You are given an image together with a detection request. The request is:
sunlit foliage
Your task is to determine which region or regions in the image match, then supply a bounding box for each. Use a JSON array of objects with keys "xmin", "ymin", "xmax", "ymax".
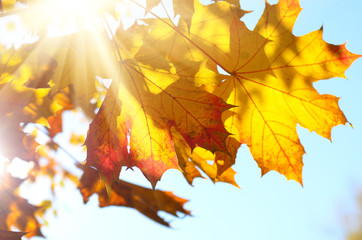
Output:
[{"xmin": 0, "ymin": 0, "xmax": 359, "ymax": 238}]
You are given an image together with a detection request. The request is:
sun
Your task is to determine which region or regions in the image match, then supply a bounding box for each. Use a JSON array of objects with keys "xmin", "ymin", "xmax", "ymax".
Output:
[
  {"xmin": 28, "ymin": 0, "xmax": 103, "ymax": 36},
  {"xmin": 0, "ymin": 0, "xmax": 149, "ymax": 178}
]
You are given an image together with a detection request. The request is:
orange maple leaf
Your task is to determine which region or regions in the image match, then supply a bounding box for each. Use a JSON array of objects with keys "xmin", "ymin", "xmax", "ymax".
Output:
[{"xmin": 79, "ymin": 167, "xmax": 190, "ymax": 226}]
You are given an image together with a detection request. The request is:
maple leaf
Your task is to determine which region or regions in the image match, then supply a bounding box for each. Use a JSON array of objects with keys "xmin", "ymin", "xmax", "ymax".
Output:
[
  {"xmin": 85, "ymin": 83, "xmax": 128, "ymax": 186},
  {"xmin": 0, "ymin": 0, "xmax": 360, "ymax": 237},
  {"xmin": 172, "ymin": 128, "xmax": 238, "ymax": 186},
  {"xmin": 220, "ymin": 0, "xmax": 359, "ymax": 183},
  {"xmin": 79, "ymin": 167, "xmax": 190, "ymax": 226},
  {"xmin": 174, "ymin": 0, "xmax": 359, "ymax": 183}
]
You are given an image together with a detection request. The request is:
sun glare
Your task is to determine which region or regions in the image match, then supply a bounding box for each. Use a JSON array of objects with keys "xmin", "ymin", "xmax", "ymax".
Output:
[
  {"xmin": 38, "ymin": 0, "xmax": 103, "ymax": 37},
  {"xmin": 0, "ymin": 0, "xmax": 149, "ymax": 177}
]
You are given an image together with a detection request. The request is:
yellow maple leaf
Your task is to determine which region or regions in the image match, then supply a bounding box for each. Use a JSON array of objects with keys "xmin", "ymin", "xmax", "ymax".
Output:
[{"xmin": 189, "ymin": 0, "xmax": 359, "ymax": 183}]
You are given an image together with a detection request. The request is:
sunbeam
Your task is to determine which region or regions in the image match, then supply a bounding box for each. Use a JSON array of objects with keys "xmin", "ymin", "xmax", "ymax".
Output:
[{"xmin": 0, "ymin": 153, "xmax": 9, "ymax": 175}]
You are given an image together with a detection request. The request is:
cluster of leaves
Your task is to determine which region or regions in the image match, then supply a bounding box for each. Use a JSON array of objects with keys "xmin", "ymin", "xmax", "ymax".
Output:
[{"xmin": 0, "ymin": 0, "xmax": 359, "ymax": 238}]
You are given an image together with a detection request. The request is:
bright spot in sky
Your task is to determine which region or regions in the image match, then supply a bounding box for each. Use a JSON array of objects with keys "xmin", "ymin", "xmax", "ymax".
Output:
[
  {"xmin": 7, "ymin": 158, "xmax": 34, "ymax": 179},
  {"xmin": 45, "ymin": 0, "xmax": 103, "ymax": 36},
  {"xmin": 41, "ymin": 0, "xmax": 148, "ymax": 36},
  {"xmin": 0, "ymin": 152, "xmax": 33, "ymax": 178}
]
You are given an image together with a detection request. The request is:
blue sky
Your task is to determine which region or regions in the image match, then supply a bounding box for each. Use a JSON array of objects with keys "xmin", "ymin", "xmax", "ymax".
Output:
[{"xmin": 6, "ymin": 0, "xmax": 362, "ymax": 239}]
